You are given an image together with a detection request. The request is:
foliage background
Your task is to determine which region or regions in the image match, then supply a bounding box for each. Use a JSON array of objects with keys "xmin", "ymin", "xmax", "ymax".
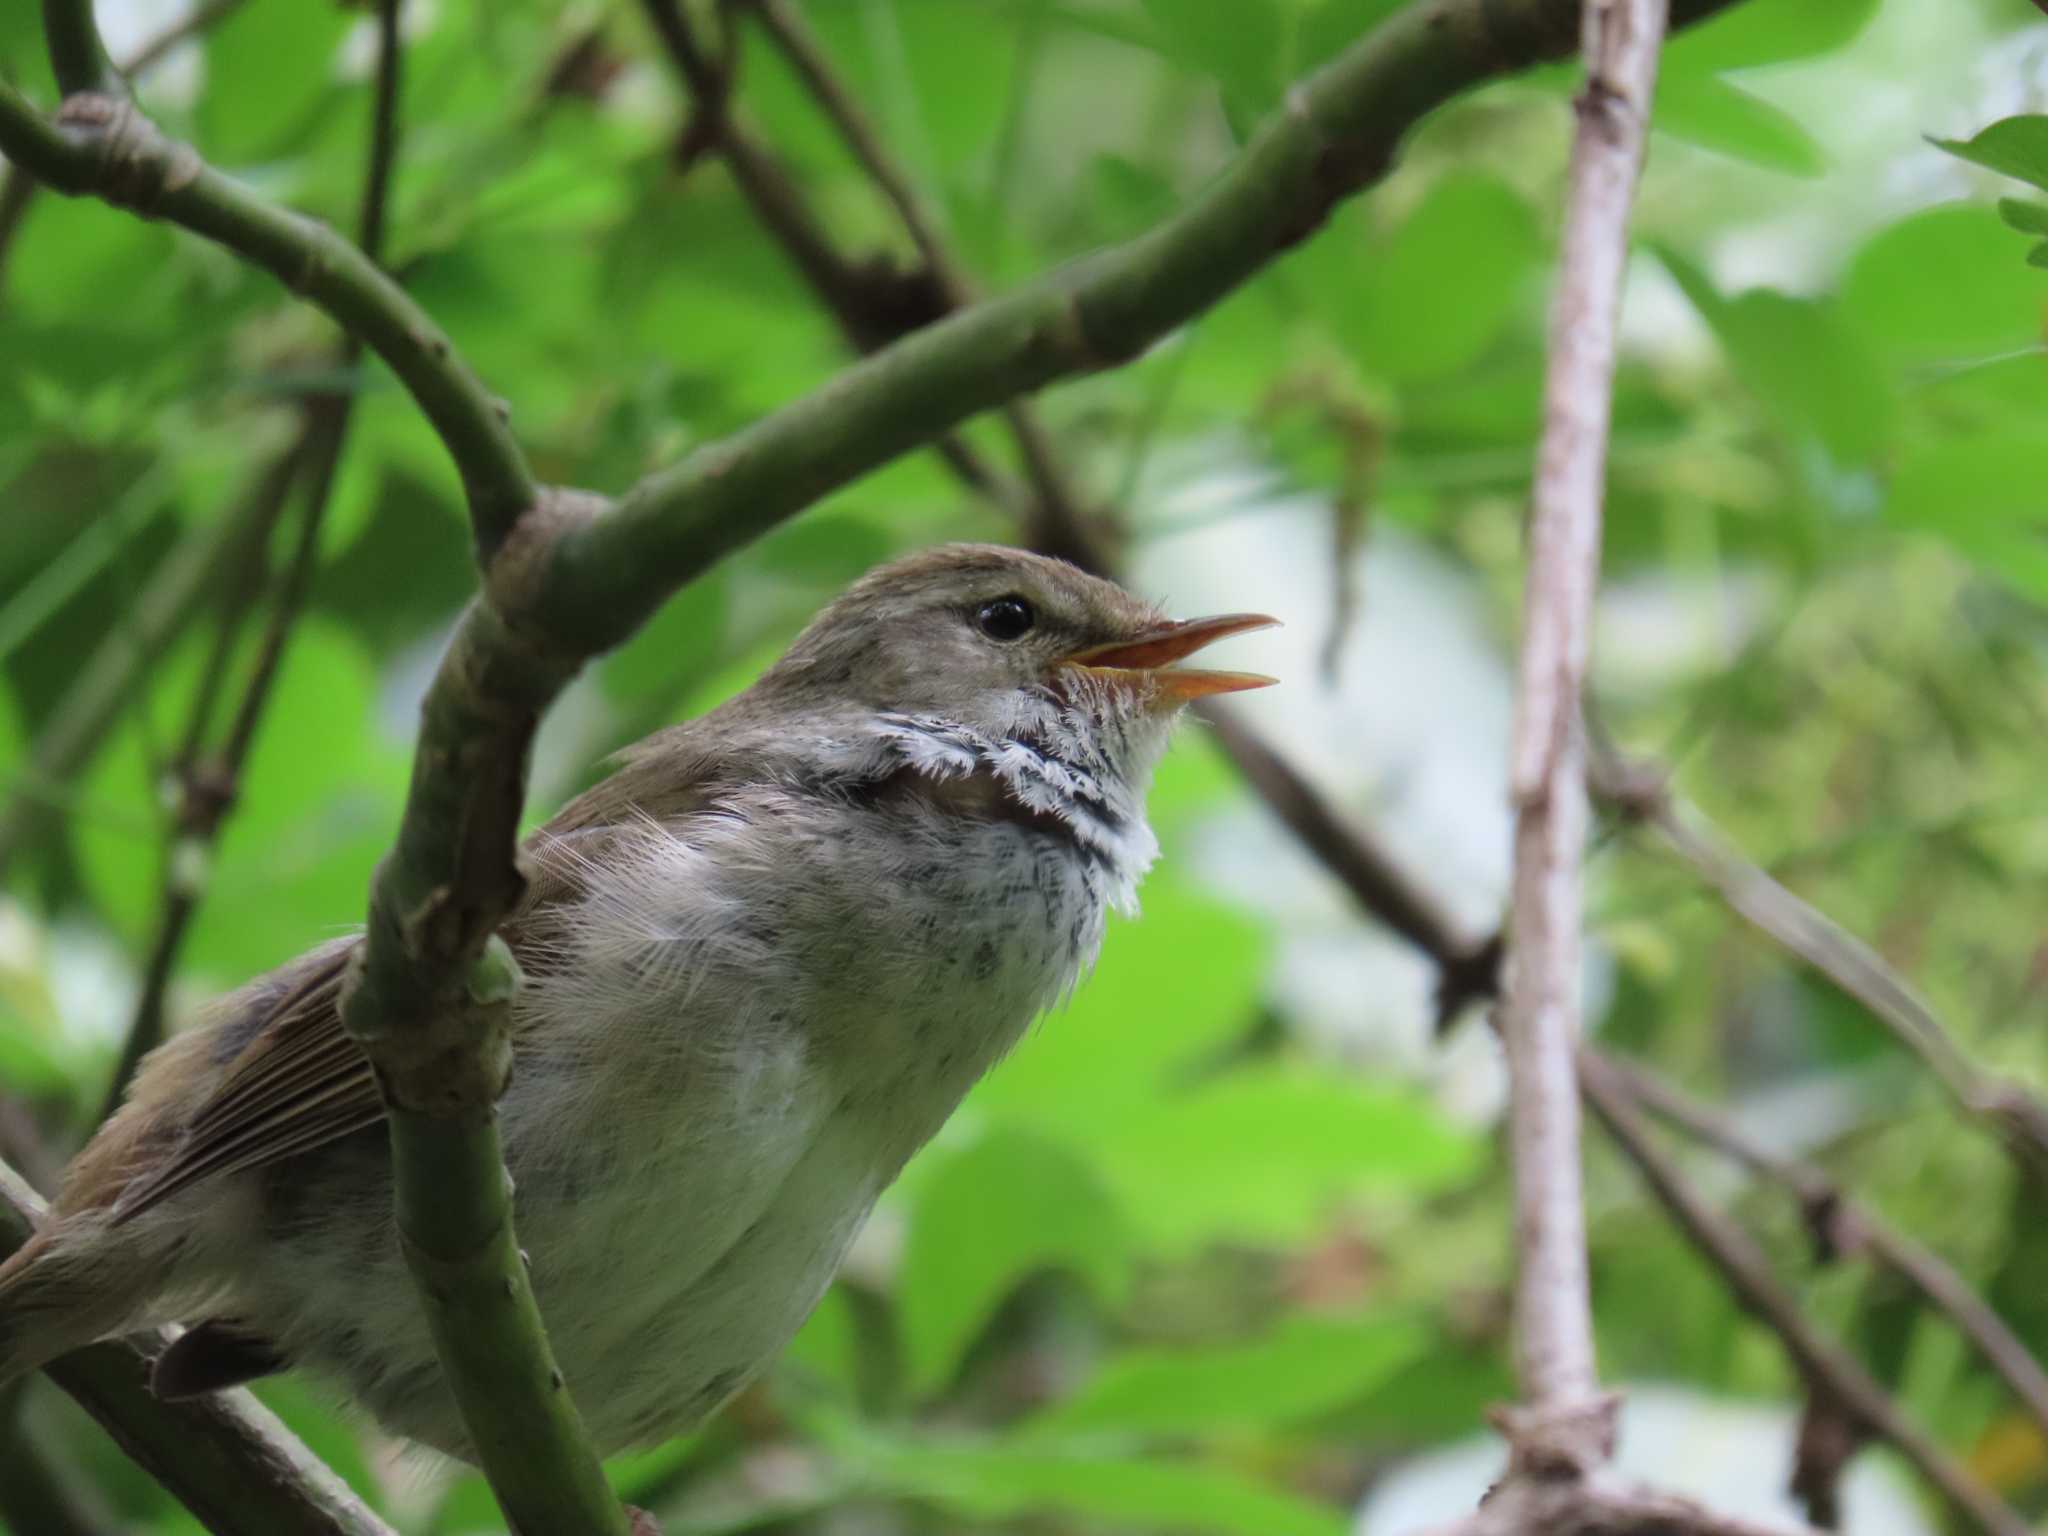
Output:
[{"xmin": 5, "ymin": 0, "xmax": 2048, "ymax": 1530}]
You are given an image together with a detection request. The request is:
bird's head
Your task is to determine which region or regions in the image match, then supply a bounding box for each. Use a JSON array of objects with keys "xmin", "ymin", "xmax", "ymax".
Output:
[{"xmin": 758, "ymin": 544, "xmax": 1276, "ymax": 772}]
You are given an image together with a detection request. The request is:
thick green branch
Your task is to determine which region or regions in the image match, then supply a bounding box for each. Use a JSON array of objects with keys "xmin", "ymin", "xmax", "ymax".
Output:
[
  {"xmin": 548, "ymin": 0, "xmax": 1734, "ymax": 652},
  {"xmin": 41, "ymin": 0, "xmax": 119, "ymax": 96},
  {"xmin": 0, "ymin": 1166, "xmax": 396, "ymax": 1536},
  {"xmin": 0, "ymin": 81, "xmax": 535, "ymax": 553}
]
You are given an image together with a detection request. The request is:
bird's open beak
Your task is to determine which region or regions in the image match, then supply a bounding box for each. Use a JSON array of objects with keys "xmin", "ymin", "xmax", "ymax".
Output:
[{"xmin": 1061, "ymin": 613, "xmax": 1280, "ymax": 702}]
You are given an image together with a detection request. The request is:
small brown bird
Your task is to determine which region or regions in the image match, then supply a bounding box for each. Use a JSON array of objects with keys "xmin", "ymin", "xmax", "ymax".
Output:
[{"xmin": 0, "ymin": 544, "xmax": 1275, "ymax": 1459}]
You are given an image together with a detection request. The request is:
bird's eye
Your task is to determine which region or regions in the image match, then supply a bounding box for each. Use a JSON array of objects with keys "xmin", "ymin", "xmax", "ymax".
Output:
[{"xmin": 976, "ymin": 596, "xmax": 1036, "ymax": 642}]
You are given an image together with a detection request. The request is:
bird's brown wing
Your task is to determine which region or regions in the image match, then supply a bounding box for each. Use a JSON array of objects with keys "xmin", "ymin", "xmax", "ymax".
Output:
[{"xmin": 106, "ymin": 823, "xmax": 623, "ymax": 1226}]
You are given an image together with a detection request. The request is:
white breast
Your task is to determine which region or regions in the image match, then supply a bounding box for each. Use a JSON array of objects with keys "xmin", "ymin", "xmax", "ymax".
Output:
[{"xmin": 491, "ymin": 792, "xmax": 1122, "ymax": 1451}]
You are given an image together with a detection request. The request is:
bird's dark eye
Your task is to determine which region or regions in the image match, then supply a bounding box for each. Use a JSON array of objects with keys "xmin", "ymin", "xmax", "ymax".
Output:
[{"xmin": 976, "ymin": 596, "xmax": 1036, "ymax": 642}]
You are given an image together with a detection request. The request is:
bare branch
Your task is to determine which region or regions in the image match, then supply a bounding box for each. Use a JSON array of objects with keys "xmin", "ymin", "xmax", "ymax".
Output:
[
  {"xmin": 0, "ymin": 460, "xmax": 299, "ymax": 883},
  {"xmin": 1501, "ymin": 0, "xmax": 1666, "ymax": 1441},
  {"xmin": 1200, "ymin": 709, "xmax": 1502, "ymax": 1027},
  {"xmin": 0, "ymin": 1162, "xmax": 397, "ymax": 1536},
  {"xmin": 99, "ymin": 0, "xmax": 409, "ymax": 1123},
  {"xmin": 1414, "ymin": 1472, "xmax": 1819, "ymax": 1536},
  {"xmin": 1578, "ymin": 1052, "xmax": 2029, "ymax": 1536},
  {"xmin": 0, "ymin": 85, "xmax": 536, "ymax": 552},
  {"xmin": 1591, "ymin": 743, "xmax": 2048, "ymax": 1187},
  {"xmin": 41, "ymin": 0, "xmax": 120, "ymax": 96},
  {"xmin": 1595, "ymin": 1050, "xmax": 2048, "ymax": 1456}
]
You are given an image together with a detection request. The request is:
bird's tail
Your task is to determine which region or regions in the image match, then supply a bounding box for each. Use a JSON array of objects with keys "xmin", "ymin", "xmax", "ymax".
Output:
[{"xmin": 0, "ymin": 1219, "xmax": 153, "ymax": 1385}]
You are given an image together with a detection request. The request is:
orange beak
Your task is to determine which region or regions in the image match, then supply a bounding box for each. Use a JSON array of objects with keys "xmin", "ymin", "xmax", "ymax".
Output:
[{"xmin": 1061, "ymin": 613, "xmax": 1280, "ymax": 702}]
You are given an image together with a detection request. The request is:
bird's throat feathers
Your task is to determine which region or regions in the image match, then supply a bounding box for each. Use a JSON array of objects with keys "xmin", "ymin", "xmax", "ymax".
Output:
[{"xmin": 868, "ymin": 684, "xmax": 1171, "ymax": 909}]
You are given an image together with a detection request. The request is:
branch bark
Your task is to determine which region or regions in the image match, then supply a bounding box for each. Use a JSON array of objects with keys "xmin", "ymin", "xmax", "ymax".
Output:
[
  {"xmin": 1578, "ymin": 1053, "xmax": 2028, "ymax": 1536},
  {"xmin": 0, "ymin": 1162, "xmax": 396, "ymax": 1536},
  {"xmin": 0, "ymin": 460, "xmax": 298, "ymax": 883},
  {"xmin": 0, "ymin": 84, "xmax": 535, "ymax": 553},
  {"xmin": 0, "ymin": 1, "xmax": 1744, "ymax": 1529},
  {"xmin": 1591, "ymin": 744, "xmax": 2048, "ymax": 1187},
  {"xmin": 99, "ymin": 0, "xmax": 408, "ymax": 1124},
  {"xmin": 1497, "ymin": 0, "xmax": 1665, "ymax": 1464},
  {"xmin": 1593, "ymin": 1049, "xmax": 2048, "ymax": 1458}
]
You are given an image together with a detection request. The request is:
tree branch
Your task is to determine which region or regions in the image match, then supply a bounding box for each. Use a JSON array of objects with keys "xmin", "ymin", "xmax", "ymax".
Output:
[
  {"xmin": 1592, "ymin": 1049, "xmax": 2048, "ymax": 1457},
  {"xmin": 0, "ymin": 460, "xmax": 298, "ymax": 883},
  {"xmin": 0, "ymin": 82, "xmax": 535, "ymax": 553},
  {"xmin": 553, "ymin": 0, "xmax": 1743, "ymax": 657},
  {"xmin": 1590, "ymin": 744, "xmax": 2048, "ymax": 1187},
  {"xmin": 3, "ymin": 3, "xmax": 1744, "ymax": 1529},
  {"xmin": 0, "ymin": 1162, "xmax": 397, "ymax": 1536},
  {"xmin": 98, "ymin": 0, "xmax": 408, "ymax": 1124},
  {"xmin": 1578, "ymin": 1052, "xmax": 2028, "ymax": 1536},
  {"xmin": 0, "ymin": 0, "xmax": 251, "ymax": 284},
  {"xmin": 1200, "ymin": 710, "xmax": 1503, "ymax": 1026},
  {"xmin": 40, "ymin": 0, "xmax": 119, "ymax": 97},
  {"xmin": 1497, "ymin": 0, "xmax": 1664, "ymax": 1457}
]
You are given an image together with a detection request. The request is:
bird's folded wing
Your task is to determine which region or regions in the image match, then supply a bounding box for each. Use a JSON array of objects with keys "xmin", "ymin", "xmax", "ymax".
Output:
[{"xmin": 107, "ymin": 824, "xmax": 622, "ymax": 1225}]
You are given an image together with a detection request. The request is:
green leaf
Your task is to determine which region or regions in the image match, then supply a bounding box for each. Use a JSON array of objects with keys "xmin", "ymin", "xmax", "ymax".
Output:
[
  {"xmin": 1839, "ymin": 205, "xmax": 2048, "ymax": 366},
  {"xmin": 197, "ymin": 0, "xmax": 352, "ymax": 165},
  {"xmin": 1885, "ymin": 432, "xmax": 2048, "ymax": 600},
  {"xmin": 1091, "ymin": 1066, "xmax": 1482, "ymax": 1250},
  {"xmin": 1931, "ymin": 116, "xmax": 2048, "ymax": 194},
  {"xmin": 1023, "ymin": 1311, "xmax": 1428, "ymax": 1438},
  {"xmin": 782, "ymin": 1285, "xmax": 863, "ymax": 1400},
  {"xmin": 1663, "ymin": 0, "xmax": 1878, "ymax": 77},
  {"xmin": 1655, "ymin": 75, "xmax": 1825, "ymax": 177},
  {"xmin": 599, "ymin": 576, "xmax": 729, "ymax": 704},
  {"xmin": 75, "ymin": 622, "xmax": 410, "ymax": 982},
  {"xmin": 1296, "ymin": 0, "xmax": 1409, "ymax": 75},
  {"xmin": 968, "ymin": 871, "xmax": 1265, "ymax": 1137},
  {"xmin": 1657, "ymin": 249, "xmax": 1894, "ymax": 465},
  {"xmin": 1142, "ymin": 0, "xmax": 1287, "ymax": 123},
  {"xmin": 1349, "ymin": 172, "xmax": 1541, "ymax": 382},
  {"xmin": 1999, "ymin": 198, "xmax": 2048, "ymax": 236},
  {"xmin": 897, "ymin": 1127, "xmax": 1133, "ymax": 1395},
  {"xmin": 853, "ymin": 1434, "xmax": 1348, "ymax": 1536}
]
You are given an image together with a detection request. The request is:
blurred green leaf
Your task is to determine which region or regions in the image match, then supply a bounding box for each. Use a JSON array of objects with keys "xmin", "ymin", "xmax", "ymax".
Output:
[
  {"xmin": 75, "ymin": 622, "xmax": 409, "ymax": 981},
  {"xmin": 1885, "ymin": 431, "xmax": 2048, "ymax": 599},
  {"xmin": 1655, "ymin": 76, "xmax": 1825, "ymax": 177},
  {"xmin": 1658, "ymin": 250, "xmax": 1894, "ymax": 465},
  {"xmin": 1840, "ymin": 205, "xmax": 2048, "ymax": 366},
  {"xmin": 1932, "ymin": 116, "xmax": 2048, "ymax": 194},
  {"xmin": 969, "ymin": 870, "xmax": 1265, "ymax": 1137},
  {"xmin": 1141, "ymin": 0, "xmax": 1287, "ymax": 122},
  {"xmin": 1998, "ymin": 197, "xmax": 2048, "ymax": 236},
  {"xmin": 600, "ymin": 576, "xmax": 730, "ymax": 705},
  {"xmin": 1091, "ymin": 1065, "xmax": 1483, "ymax": 1250},
  {"xmin": 197, "ymin": 0, "xmax": 352, "ymax": 165},
  {"xmin": 898, "ymin": 1127, "xmax": 1133, "ymax": 1395},
  {"xmin": 851, "ymin": 1431, "xmax": 1348, "ymax": 1536},
  {"xmin": 1022, "ymin": 1310, "xmax": 1428, "ymax": 1438},
  {"xmin": 1349, "ymin": 172, "xmax": 1541, "ymax": 382},
  {"xmin": 1663, "ymin": 0, "xmax": 1879, "ymax": 76}
]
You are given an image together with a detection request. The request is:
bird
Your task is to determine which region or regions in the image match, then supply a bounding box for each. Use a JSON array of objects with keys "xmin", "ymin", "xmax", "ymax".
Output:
[{"xmin": 0, "ymin": 543, "xmax": 1276, "ymax": 1460}]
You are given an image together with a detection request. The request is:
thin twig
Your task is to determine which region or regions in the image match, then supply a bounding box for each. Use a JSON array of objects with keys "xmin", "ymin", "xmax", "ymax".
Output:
[
  {"xmin": 1591, "ymin": 742, "xmax": 2048, "ymax": 1187},
  {"xmin": 0, "ymin": 1163, "xmax": 396, "ymax": 1536},
  {"xmin": 41, "ymin": 0, "xmax": 121, "ymax": 96},
  {"xmin": 1498, "ymin": 0, "xmax": 1666, "ymax": 1454},
  {"xmin": 0, "ymin": 83, "xmax": 535, "ymax": 552},
  {"xmin": 1593, "ymin": 1049, "xmax": 2048, "ymax": 1453},
  {"xmin": 3, "ymin": 3, "xmax": 1746, "ymax": 1529},
  {"xmin": 99, "ymin": 0, "xmax": 409, "ymax": 1121},
  {"xmin": 0, "ymin": 0, "xmax": 254, "ymax": 285},
  {"xmin": 0, "ymin": 1419, "xmax": 110, "ymax": 1536},
  {"xmin": 1578, "ymin": 1052, "xmax": 2028, "ymax": 1536},
  {"xmin": 0, "ymin": 466, "xmax": 297, "ymax": 883},
  {"xmin": 1200, "ymin": 709, "xmax": 1502, "ymax": 1027},
  {"xmin": 739, "ymin": 0, "xmax": 1105, "ymax": 566}
]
